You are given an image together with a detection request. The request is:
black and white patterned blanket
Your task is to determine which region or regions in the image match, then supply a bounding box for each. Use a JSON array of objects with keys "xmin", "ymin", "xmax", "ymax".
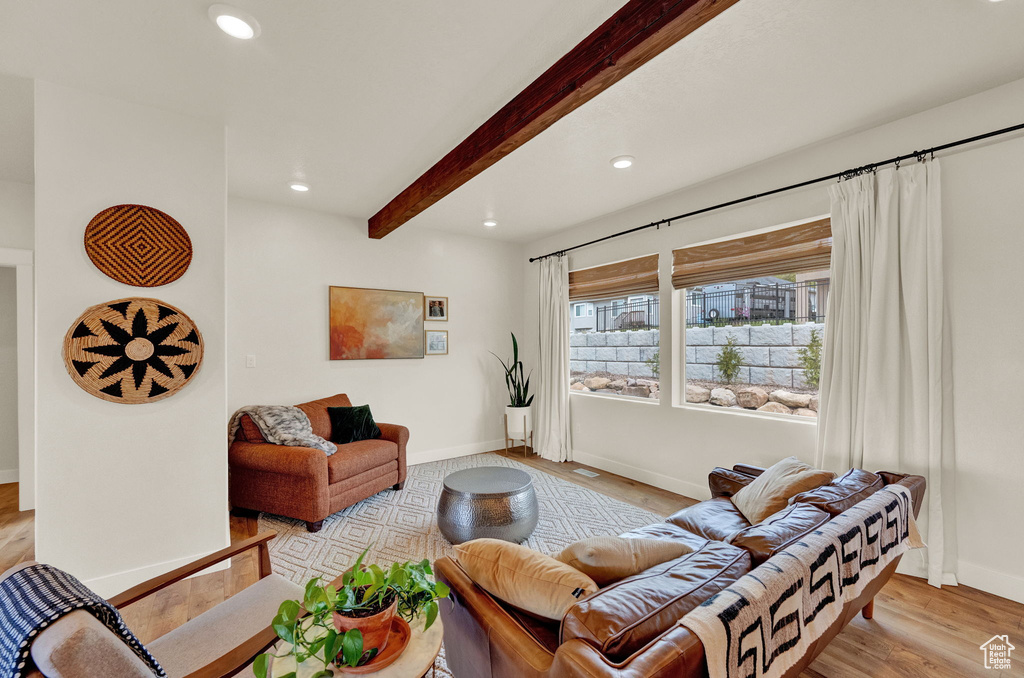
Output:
[
  {"xmin": 0, "ymin": 564, "xmax": 165, "ymax": 678},
  {"xmin": 681, "ymin": 485, "xmax": 923, "ymax": 678},
  {"xmin": 229, "ymin": 405, "xmax": 337, "ymax": 455}
]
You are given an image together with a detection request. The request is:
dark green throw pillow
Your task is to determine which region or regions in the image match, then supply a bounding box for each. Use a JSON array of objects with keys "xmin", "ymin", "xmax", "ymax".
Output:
[{"xmin": 327, "ymin": 405, "xmax": 382, "ymax": 444}]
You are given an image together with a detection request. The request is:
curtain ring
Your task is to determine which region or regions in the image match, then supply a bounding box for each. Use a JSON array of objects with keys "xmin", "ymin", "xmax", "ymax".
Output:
[{"xmin": 894, "ymin": 158, "xmax": 901, "ymax": 170}]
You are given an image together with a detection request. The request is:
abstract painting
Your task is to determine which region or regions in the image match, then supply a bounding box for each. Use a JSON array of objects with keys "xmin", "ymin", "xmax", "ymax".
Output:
[{"xmin": 329, "ymin": 286, "xmax": 424, "ymax": 360}]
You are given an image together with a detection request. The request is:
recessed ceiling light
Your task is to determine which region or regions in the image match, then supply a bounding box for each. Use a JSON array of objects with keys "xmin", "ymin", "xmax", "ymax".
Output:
[
  {"xmin": 209, "ymin": 4, "xmax": 261, "ymax": 39},
  {"xmin": 483, "ymin": 219, "xmax": 498, "ymax": 228},
  {"xmin": 289, "ymin": 182, "xmax": 310, "ymax": 192},
  {"xmin": 611, "ymin": 155, "xmax": 635, "ymax": 169}
]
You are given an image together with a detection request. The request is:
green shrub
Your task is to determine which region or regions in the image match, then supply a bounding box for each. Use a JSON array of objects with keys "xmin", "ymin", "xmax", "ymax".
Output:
[
  {"xmin": 797, "ymin": 328, "xmax": 823, "ymax": 388},
  {"xmin": 715, "ymin": 337, "xmax": 743, "ymax": 384},
  {"xmin": 646, "ymin": 349, "xmax": 660, "ymax": 378}
]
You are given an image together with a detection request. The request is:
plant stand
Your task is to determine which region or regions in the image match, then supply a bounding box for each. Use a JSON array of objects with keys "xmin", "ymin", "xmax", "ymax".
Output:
[{"xmin": 502, "ymin": 413, "xmax": 533, "ymax": 458}]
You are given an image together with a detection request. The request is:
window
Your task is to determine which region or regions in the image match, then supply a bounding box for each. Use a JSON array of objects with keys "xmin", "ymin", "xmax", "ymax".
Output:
[
  {"xmin": 568, "ymin": 255, "xmax": 660, "ymax": 400},
  {"xmin": 673, "ymin": 218, "xmax": 831, "ymax": 418}
]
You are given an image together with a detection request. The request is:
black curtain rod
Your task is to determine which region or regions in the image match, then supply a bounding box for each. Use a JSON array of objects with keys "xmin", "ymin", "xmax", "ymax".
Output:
[{"xmin": 528, "ymin": 120, "xmax": 1024, "ymax": 263}]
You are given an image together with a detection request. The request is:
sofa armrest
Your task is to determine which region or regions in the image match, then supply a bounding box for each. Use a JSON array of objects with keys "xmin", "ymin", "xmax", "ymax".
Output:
[
  {"xmin": 877, "ymin": 471, "xmax": 926, "ymax": 519},
  {"xmin": 732, "ymin": 464, "xmax": 765, "ymax": 477},
  {"xmin": 228, "ymin": 441, "xmax": 328, "ymax": 481},
  {"xmin": 708, "ymin": 467, "xmax": 757, "ymax": 497},
  {"xmin": 377, "ymin": 423, "xmax": 409, "ymax": 485},
  {"xmin": 434, "ymin": 556, "xmax": 555, "ymax": 678}
]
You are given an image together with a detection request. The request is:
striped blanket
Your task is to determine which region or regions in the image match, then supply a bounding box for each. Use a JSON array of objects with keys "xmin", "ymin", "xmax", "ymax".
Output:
[
  {"xmin": 681, "ymin": 485, "xmax": 923, "ymax": 678},
  {"xmin": 0, "ymin": 564, "xmax": 164, "ymax": 678}
]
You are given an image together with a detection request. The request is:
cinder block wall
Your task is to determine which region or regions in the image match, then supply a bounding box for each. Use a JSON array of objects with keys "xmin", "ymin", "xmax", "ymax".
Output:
[{"xmin": 683, "ymin": 322, "xmax": 825, "ymax": 388}]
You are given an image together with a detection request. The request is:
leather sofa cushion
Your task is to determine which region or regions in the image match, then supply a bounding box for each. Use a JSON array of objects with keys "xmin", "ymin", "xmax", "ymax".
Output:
[
  {"xmin": 708, "ymin": 467, "xmax": 757, "ymax": 498},
  {"xmin": 727, "ymin": 503, "xmax": 831, "ymax": 565},
  {"xmin": 618, "ymin": 521, "xmax": 712, "ymax": 552},
  {"xmin": 790, "ymin": 468, "xmax": 884, "ymax": 515},
  {"xmin": 327, "ymin": 439, "xmax": 398, "ymax": 483},
  {"xmin": 666, "ymin": 497, "xmax": 751, "ymax": 542},
  {"xmin": 731, "ymin": 457, "xmax": 834, "ymax": 524},
  {"xmin": 555, "ymin": 537, "xmax": 693, "ymax": 587},
  {"xmin": 560, "ymin": 540, "xmax": 751, "ymax": 661}
]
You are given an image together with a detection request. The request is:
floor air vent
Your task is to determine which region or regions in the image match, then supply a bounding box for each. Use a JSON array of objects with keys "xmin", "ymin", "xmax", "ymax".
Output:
[{"xmin": 573, "ymin": 468, "xmax": 600, "ymax": 478}]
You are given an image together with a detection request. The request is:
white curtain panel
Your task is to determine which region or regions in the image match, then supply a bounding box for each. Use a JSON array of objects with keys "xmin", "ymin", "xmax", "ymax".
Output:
[
  {"xmin": 817, "ymin": 162, "xmax": 957, "ymax": 588},
  {"xmin": 535, "ymin": 256, "xmax": 572, "ymax": 462}
]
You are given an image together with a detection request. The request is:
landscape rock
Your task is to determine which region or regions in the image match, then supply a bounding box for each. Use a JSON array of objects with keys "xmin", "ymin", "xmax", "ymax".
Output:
[
  {"xmin": 584, "ymin": 376, "xmax": 611, "ymax": 390},
  {"xmin": 596, "ymin": 388, "xmax": 618, "ymax": 394},
  {"xmin": 685, "ymin": 384, "xmax": 711, "ymax": 403},
  {"xmin": 569, "ymin": 382, "xmax": 589, "ymax": 391},
  {"xmin": 710, "ymin": 388, "xmax": 737, "ymax": 407},
  {"xmin": 757, "ymin": 402, "xmax": 792, "ymax": 415},
  {"xmin": 627, "ymin": 379, "xmax": 637, "ymax": 387},
  {"xmin": 795, "ymin": 408, "xmax": 817, "ymax": 417},
  {"xmin": 735, "ymin": 386, "xmax": 769, "ymax": 409},
  {"xmin": 809, "ymin": 395, "xmax": 819, "ymax": 412},
  {"xmin": 769, "ymin": 390, "xmax": 812, "ymax": 408},
  {"xmin": 609, "ymin": 379, "xmax": 627, "ymax": 390},
  {"xmin": 636, "ymin": 379, "xmax": 659, "ymax": 388},
  {"xmin": 621, "ymin": 386, "xmax": 650, "ymax": 398}
]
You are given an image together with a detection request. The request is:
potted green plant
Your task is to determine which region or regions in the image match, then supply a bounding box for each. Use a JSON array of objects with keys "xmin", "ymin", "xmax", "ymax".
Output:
[
  {"xmin": 253, "ymin": 550, "xmax": 449, "ymax": 677},
  {"xmin": 492, "ymin": 332, "xmax": 534, "ymax": 440}
]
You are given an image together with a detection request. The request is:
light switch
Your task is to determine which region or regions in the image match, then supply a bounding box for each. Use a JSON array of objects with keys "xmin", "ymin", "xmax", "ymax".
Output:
[{"xmin": 246, "ymin": 354, "xmax": 257, "ymax": 368}]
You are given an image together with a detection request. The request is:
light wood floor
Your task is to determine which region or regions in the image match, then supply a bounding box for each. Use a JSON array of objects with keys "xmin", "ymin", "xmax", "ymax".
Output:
[{"xmin": 2, "ymin": 453, "xmax": 1022, "ymax": 677}]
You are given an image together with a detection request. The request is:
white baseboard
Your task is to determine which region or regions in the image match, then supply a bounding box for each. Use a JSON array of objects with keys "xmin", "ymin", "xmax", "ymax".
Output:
[
  {"xmin": 408, "ymin": 439, "xmax": 505, "ymax": 466},
  {"xmin": 0, "ymin": 469, "xmax": 18, "ymax": 485},
  {"xmin": 571, "ymin": 449, "xmax": 711, "ymax": 503},
  {"xmin": 84, "ymin": 546, "xmax": 231, "ymax": 599},
  {"xmin": 958, "ymin": 559, "xmax": 1024, "ymax": 605}
]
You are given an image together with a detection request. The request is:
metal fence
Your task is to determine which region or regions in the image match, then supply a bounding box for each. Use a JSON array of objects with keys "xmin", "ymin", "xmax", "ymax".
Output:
[
  {"xmin": 685, "ymin": 280, "xmax": 829, "ymax": 328},
  {"xmin": 596, "ymin": 298, "xmax": 660, "ymax": 332}
]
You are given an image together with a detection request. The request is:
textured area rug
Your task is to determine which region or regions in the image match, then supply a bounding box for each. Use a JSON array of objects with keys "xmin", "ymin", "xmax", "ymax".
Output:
[{"xmin": 259, "ymin": 452, "xmax": 664, "ymax": 675}]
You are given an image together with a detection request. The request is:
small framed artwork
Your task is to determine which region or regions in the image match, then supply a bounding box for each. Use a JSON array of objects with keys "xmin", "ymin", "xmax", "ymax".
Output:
[
  {"xmin": 425, "ymin": 295, "xmax": 448, "ymax": 321},
  {"xmin": 425, "ymin": 330, "xmax": 448, "ymax": 355}
]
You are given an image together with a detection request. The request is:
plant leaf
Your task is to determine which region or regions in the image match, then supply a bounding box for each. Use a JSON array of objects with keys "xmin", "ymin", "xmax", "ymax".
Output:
[
  {"xmin": 424, "ymin": 599, "xmax": 438, "ymax": 630},
  {"xmin": 252, "ymin": 653, "xmax": 269, "ymax": 678},
  {"xmin": 341, "ymin": 629, "xmax": 364, "ymax": 667}
]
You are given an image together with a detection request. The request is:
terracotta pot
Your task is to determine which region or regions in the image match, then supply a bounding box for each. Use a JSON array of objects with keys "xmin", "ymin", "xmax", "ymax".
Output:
[{"xmin": 332, "ymin": 596, "xmax": 398, "ymax": 662}]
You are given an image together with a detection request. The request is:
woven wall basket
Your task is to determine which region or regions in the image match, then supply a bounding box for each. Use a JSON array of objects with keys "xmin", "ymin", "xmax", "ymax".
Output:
[
  {"xmin": 84, "ymin": 204, "xmax": 193, "ymax": 287},
  {"xmin": 62, "ymin": 298, "xmax": 204, "ymax": 404}
]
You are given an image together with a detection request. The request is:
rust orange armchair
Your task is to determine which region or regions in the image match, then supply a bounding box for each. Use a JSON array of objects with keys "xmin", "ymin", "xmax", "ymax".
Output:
[{"xmin": 229, "ymin": 393, "xmax": 408, "ymax": 531}]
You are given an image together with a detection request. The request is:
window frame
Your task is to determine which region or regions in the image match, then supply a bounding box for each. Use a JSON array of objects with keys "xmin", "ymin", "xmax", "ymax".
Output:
[{"xmin": 672, "ymin": 217, "xmax": 829, "ymax": 423}]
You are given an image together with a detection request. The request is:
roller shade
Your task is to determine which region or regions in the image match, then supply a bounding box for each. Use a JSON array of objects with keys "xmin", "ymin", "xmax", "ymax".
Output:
[
  {"xmin": 672, "ymin": 218, "xmax": 831, "ymax": 289},
  {"xmin": 569, "ymin": 254, "xmax": 659, "ymax": 301}
]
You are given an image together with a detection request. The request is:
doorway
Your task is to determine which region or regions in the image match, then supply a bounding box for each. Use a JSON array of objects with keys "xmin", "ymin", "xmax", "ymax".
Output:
[{"xmin": 0, "ymin": 247, "xmax": 34, "ymax": 511}]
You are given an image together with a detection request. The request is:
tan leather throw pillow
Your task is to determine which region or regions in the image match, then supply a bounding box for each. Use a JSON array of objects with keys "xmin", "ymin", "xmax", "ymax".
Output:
[
  {"xmin": 555, "ymin": 537, "xmax": 693, "ymax": 587},
  {"xmin": 454, "ymin": 538, "xmax": 598, "ymax": 620},
  {"xmin": 730, "ymin": 457, "xmax": 835, "ymax": 524}
]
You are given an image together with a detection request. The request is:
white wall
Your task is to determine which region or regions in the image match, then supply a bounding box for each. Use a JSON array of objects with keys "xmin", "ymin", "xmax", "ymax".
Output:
[
  {"xmin": 0, "ymin": 180, "xmax": 34, "ymax": 250},
  {"xmin": 227, "ymin": 198, "xmax": 525, "ymax": 464},
  {"xmin": 0, "ymin": 267, "xmax": 16, "ymax": 482},
  {"xmin": 33, "ymin": 81, "xmax": 228, "ymax": 596},
  {"xmin": 523, "ymin": 78, "xmax": 1024, "ymax": 602}
]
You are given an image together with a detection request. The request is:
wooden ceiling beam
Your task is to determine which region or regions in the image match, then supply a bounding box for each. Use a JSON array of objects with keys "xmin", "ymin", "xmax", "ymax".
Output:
[{"xmin": 368, "ymin": 0, "xmax": 742, "ymax": 239}]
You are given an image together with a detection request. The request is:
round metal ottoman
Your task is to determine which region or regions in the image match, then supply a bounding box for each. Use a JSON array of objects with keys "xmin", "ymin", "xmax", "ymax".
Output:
[{"xmin": 437, "ymin": 467, "xmax": 539, "ymax": 544}]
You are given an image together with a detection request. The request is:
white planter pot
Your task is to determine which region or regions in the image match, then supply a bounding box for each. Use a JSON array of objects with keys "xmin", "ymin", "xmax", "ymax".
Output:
[{"xmin": 505, "ymin": 406, "xmax": 533, "ymax": 439}]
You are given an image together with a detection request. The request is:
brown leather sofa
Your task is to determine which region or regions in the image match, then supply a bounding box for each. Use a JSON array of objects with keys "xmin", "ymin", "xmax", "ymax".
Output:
[
  {"xmin": 229, "ymin": 393, "xmax": 408, "ymax": 532},
  {"xmin": 434, "ymin": 464, "xmax": 925, "ymax": 678}
]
